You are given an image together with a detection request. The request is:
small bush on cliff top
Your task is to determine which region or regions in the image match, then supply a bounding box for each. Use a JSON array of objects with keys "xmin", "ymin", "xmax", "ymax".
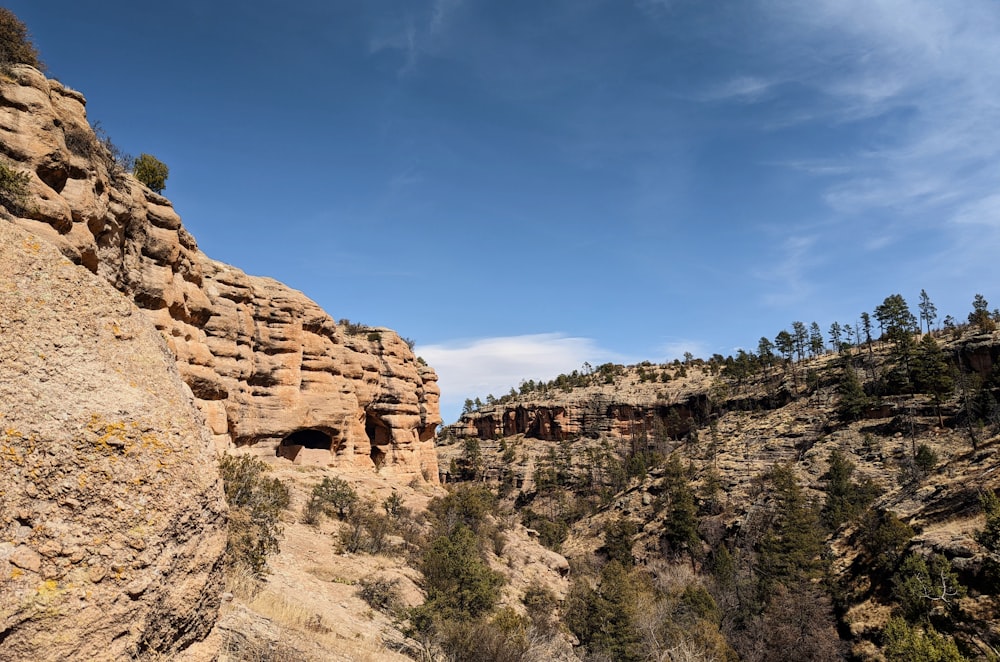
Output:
[
  {"xmin": 0, "ymin": 9, "xmax": 42, "ymax": 71},
  {"xmin": 219, "ymin": 454, "xmax": 290, "ymax": 580},
  {"xmin": 133, "ymin": 153, "xmax": 169, "ymax": 192}
]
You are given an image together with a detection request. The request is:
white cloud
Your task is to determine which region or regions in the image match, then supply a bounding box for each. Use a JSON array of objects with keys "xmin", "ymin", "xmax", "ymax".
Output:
[{"xmin": 416, "ymin": 333, "xmax": 630, "ymax": 423}]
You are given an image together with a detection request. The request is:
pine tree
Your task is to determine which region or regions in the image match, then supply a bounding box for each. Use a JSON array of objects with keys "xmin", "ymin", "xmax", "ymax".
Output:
[
  {"xmin": 809, "ymin": 322, "xmax": 825, "ymax": 357},
  {"xmin": 660, "ymin": 455, "xmax": 700, "ymax": 564},
  {"xmin": 969, "ymin": 293, "xmax": 996, "ymax": 332},
  {"xmin": 821, "ymin": 449, "xmax": 879, "ymax": 529},
  {"xmin": 829, "ymin": 321, "xmax": 843, "ymax": 354},
  {"xmin": 757, "ymin": 464, "xmax": 826, "ymax": 589},
  {"xmin": 912, "ymin": 335, "xmax": 954, "ymax": 426},
  {"xmin": 792, "ymin": 321, "xmax": 808, "ymax": 361},
  {"xmin": 837, "ymin": 360, "xmax": 869, "ymax": 421},
  {"xmin": 918, "ymin": 289, "xmax": 938, "ymax": 334}
]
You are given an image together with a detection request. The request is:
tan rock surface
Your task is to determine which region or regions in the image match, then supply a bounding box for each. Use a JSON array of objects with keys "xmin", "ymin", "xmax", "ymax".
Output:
[
  {"xmin": 0, "ymin": 64, "xmax": 440, "ymax": 482},
  {"xmin": 0, "ymin": 221, "xmax": 227, "ymax": 660}
]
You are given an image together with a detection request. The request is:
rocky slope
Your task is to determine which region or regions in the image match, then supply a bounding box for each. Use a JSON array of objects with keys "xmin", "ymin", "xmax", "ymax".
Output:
[
  {"xmin": 0, "ymin": 64, "xmax": 440, "ymax": 482},
  {"xmin": 0, "ymin": 220, "xmax": 227, "ymax": 660},
  {"xmin": 441, "ymin": 336, "xmax": 1000, "ymax": 658}
]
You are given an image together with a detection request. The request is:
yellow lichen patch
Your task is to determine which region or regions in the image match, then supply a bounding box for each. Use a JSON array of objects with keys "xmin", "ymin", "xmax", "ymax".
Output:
[
  {"xmin": 85, "ymin": 415, "xmax": 135, "ymax": 455},
  {"xmin": 0, "ymin": 427, "xmax": 33, "ymax": 467},
  {"xmin": 0, "ymin": 443, "xmax": 24, "ymax": 465},
  {"xmin": 36, "ymin": 579, "xmax": 60, "ymax": 599}
]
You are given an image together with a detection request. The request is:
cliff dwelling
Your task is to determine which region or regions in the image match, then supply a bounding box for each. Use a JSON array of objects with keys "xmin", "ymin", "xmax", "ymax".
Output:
[
  {"xmin": 276, "ymin": 428, "xmax": 334, "ymax": 465},
  {"xmin": 366, "ymin": 413, "xmax": 390, "ymax": 468}
]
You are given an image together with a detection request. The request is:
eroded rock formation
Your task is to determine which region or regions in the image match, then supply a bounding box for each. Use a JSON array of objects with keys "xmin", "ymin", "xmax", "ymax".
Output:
[
  {"xmin": 452, "ymin": 393, "xmax": 707, "ymax": 443},
  {"xmin": 0, "ymin": 65, "xmax": 440, "ymax": 481},
  {"xmin": 0, "ymin": 221, "xmax": 226, "ymax": 660}
]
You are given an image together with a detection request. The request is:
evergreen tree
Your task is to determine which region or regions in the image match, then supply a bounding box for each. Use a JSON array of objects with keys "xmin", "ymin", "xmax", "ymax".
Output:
[
  {"xmin": 829, "ymin": 321, "xmax": 843, "ymax": 353},
  {"xmin": 858, "ymin": 509, "xmax": 914, "ymax": 577},
  {"xmin": 892, "ymin": 552, "xmax": 965, "ymax": 623},
  {"xmin": 809, "ymin": 321, "xmax": 825, "ymax": 357},
  {"xmin": 918, "ymin": 289, "xmax": 938, "ymax": 334},
  {"xmin": 133, "ymin": 153, "xmax": 169, "ymax": 193},
  {"xmin": 875, "ymin": 294, "xmax": 918, "ymax": 349},
  {"xmin": 775, "ymin": 330, "xmax": 794, "ymax": 364},
  {"xmin": 419, "ymin": 523, "xmax": 505, "ymax": 620},
  {"xmin": 758, "ymin": 336, "xmax": 775, "ymax": 376},
  {"xmin": 757, "ymin": 464, "xmax": 826, "ymax": 589},
  {"xmin": 565, "ymin": 561, "xmax": 646, "ymax": 662},
  {"xmin": 969, "ymin": 293, "xmax": 996, "ymax": 332},
  {"xmin": 822, "ymin": 449, "xmax": 879, "ymax": 529},
  {"xmin": 837, "ymin": 360, "xmax": 870, "ymax": 421},
  {"xmin": 883, "ymin": 618, "xmax": 967, "ymax": 662},
  {"xmin": 792, "ymin": 321, "xmax": 808, "ymax": 361},
  {"xmin": 660, "ymin": 455, "xmax": 700, "ymax": 563},
  {"xmin": 912, "ymin": 335, "xmax": 954, "ymax": 425}
]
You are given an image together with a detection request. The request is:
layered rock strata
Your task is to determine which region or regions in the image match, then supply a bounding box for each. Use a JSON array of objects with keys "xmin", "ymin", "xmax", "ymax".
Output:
[
  {"xmin": 0, "ymin": 221, "xmax": 227, "ymax": 660},
  {"xmin": 0, "ymin": 65, "xmax": 440, "ymax": 481}
]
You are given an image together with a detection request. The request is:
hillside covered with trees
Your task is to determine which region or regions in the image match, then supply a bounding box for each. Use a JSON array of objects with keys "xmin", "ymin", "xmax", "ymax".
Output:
[{"xmin": 435, "ymin": 291, "xmax": 1000, "ymax": 660}]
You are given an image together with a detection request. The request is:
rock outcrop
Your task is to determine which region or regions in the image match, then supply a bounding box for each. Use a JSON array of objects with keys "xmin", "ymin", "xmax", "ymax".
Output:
[
  {"xmin": 0, "ymin": 65, "xmax": 440, "ymax": 482},
  {"xmin": 0, "ymin": 221, "xmax": 227, "ymax": 660}
]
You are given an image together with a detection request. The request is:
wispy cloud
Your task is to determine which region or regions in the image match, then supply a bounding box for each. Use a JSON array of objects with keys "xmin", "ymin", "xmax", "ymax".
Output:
[
  {"xmin": 702, "ymin": 75, "xmax": 776, "ymax": 103},
  {"xmin": 754, "ymin": 235, "xmax": 819, "ymax": 307},
  {"xmin": 368, "ymin": 0, "xmax": 463, "ymax": 74},
  {"xmin": 765, "ymin": 0, "xmax": 1000, "ymax": 231},
  {"xmin": 416, "ymin": 333, "xmax": 631, "ymax": 422}
]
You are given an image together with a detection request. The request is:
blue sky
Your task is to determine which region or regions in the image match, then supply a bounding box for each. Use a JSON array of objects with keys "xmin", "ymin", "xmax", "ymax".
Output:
[{"xmin": 12, "ymin": 1, "xmax": 1000, "ymax": 422}]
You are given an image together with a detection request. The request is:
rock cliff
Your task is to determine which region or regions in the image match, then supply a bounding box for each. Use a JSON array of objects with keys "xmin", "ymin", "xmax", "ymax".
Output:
[
  {"xmin": 0, "ymin": 65, "xmax": 440, "ymax": 482},
  {"xmin": 0, "ymin": 220, "xmax": 227, "ymax": 660}
]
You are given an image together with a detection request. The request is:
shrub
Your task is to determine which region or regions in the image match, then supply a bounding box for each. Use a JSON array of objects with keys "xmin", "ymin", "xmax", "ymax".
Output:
[
  {"xmin": 338, "ymin": 500, "xmax": 394, "ymax": 555},
  {"xmin": 419, "ymin": 523, "xmax": 505, "ymax": 621},
  {"xmin": 435, "ymin": 608, "xmax": 532, "ymax": 662},
  {"xmin": 218, "ymin": 454, "xmax": 290, "ymax": 578},
  {"xmin": 858, "ymin": 509, "xmax": 914, "ymax": 577},
  {"xmin": 882, "ymin": 617, "xmax": 966, "ymax": 661},
  {"xmin": 133, "ymin": 153, "xmax": 169, "ymax": 192},
  {"xmin": 914, "ymin": 443, "xmax": 938, "ymax": 474},
  {"xmin": 603, "ymin": 516, "xmax": 638, "ymax": 567},
  {"xmin": 357, "ymin": 576, "xmax": 401, "ymax": 613},
  {"xmin": 0, "ymin": 9, "xmax": 41, "ymax": 71},
  {"xmin": 93, "ymin": 122, "xmax": 134, "ymax": 175},
  {"xmin": 0, "ymin": 162, "xmax": 30, "ymax": 214},
  {"xmin": 426, "ymin": 484, "xmax": 497, "ymax": 536},
  {"xmin": 302, "ymin": 476, "xmax": 357, "ymax": 524},
  {"xmin": 892, "ymin": 552, "xmax": 966, "ymax": 622}
]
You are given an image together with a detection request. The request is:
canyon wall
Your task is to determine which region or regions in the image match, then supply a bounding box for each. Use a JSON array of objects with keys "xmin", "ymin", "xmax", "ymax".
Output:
[{"xmin": 0, "ymin": 65, "xmax": 440, "ymax": 482}]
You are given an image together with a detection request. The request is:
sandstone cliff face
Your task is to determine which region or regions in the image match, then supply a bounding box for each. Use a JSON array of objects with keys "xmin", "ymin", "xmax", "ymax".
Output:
[
  {"xmin": 0, "ymin": 65, "xmax": 440, "ymax": 482},
  {"xmin": 452, "ymin": 388, "xmax": 708, "ymax": 443},
  {"xmin": 0, "ymin": 221, "xmax": 227, "ymax": 660}
]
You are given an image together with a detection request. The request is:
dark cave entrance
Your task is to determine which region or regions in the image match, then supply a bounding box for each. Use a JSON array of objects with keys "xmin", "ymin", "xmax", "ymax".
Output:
[
  {"xmin": 276, "ymin": 428, "xmax": 333, "ymax": 463},
  {"xmin": 365, "ymin": 413, "xmax": 390, "ymax": 469}
]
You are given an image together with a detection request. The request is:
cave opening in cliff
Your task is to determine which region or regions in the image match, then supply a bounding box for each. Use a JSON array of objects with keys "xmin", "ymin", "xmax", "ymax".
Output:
[
  {"xmin": 277, "ymin": 428, "xmax": 333, "ymax": 463},
  {"xmin": 365, "ymin": 413, "xmax": 390, "ymax": 469}
]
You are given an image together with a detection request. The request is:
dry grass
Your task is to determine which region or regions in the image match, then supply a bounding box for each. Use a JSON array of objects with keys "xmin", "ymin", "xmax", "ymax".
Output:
[{"xmin": 245, "ymin": 590, "xmax": 400, "ymax": 662}]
